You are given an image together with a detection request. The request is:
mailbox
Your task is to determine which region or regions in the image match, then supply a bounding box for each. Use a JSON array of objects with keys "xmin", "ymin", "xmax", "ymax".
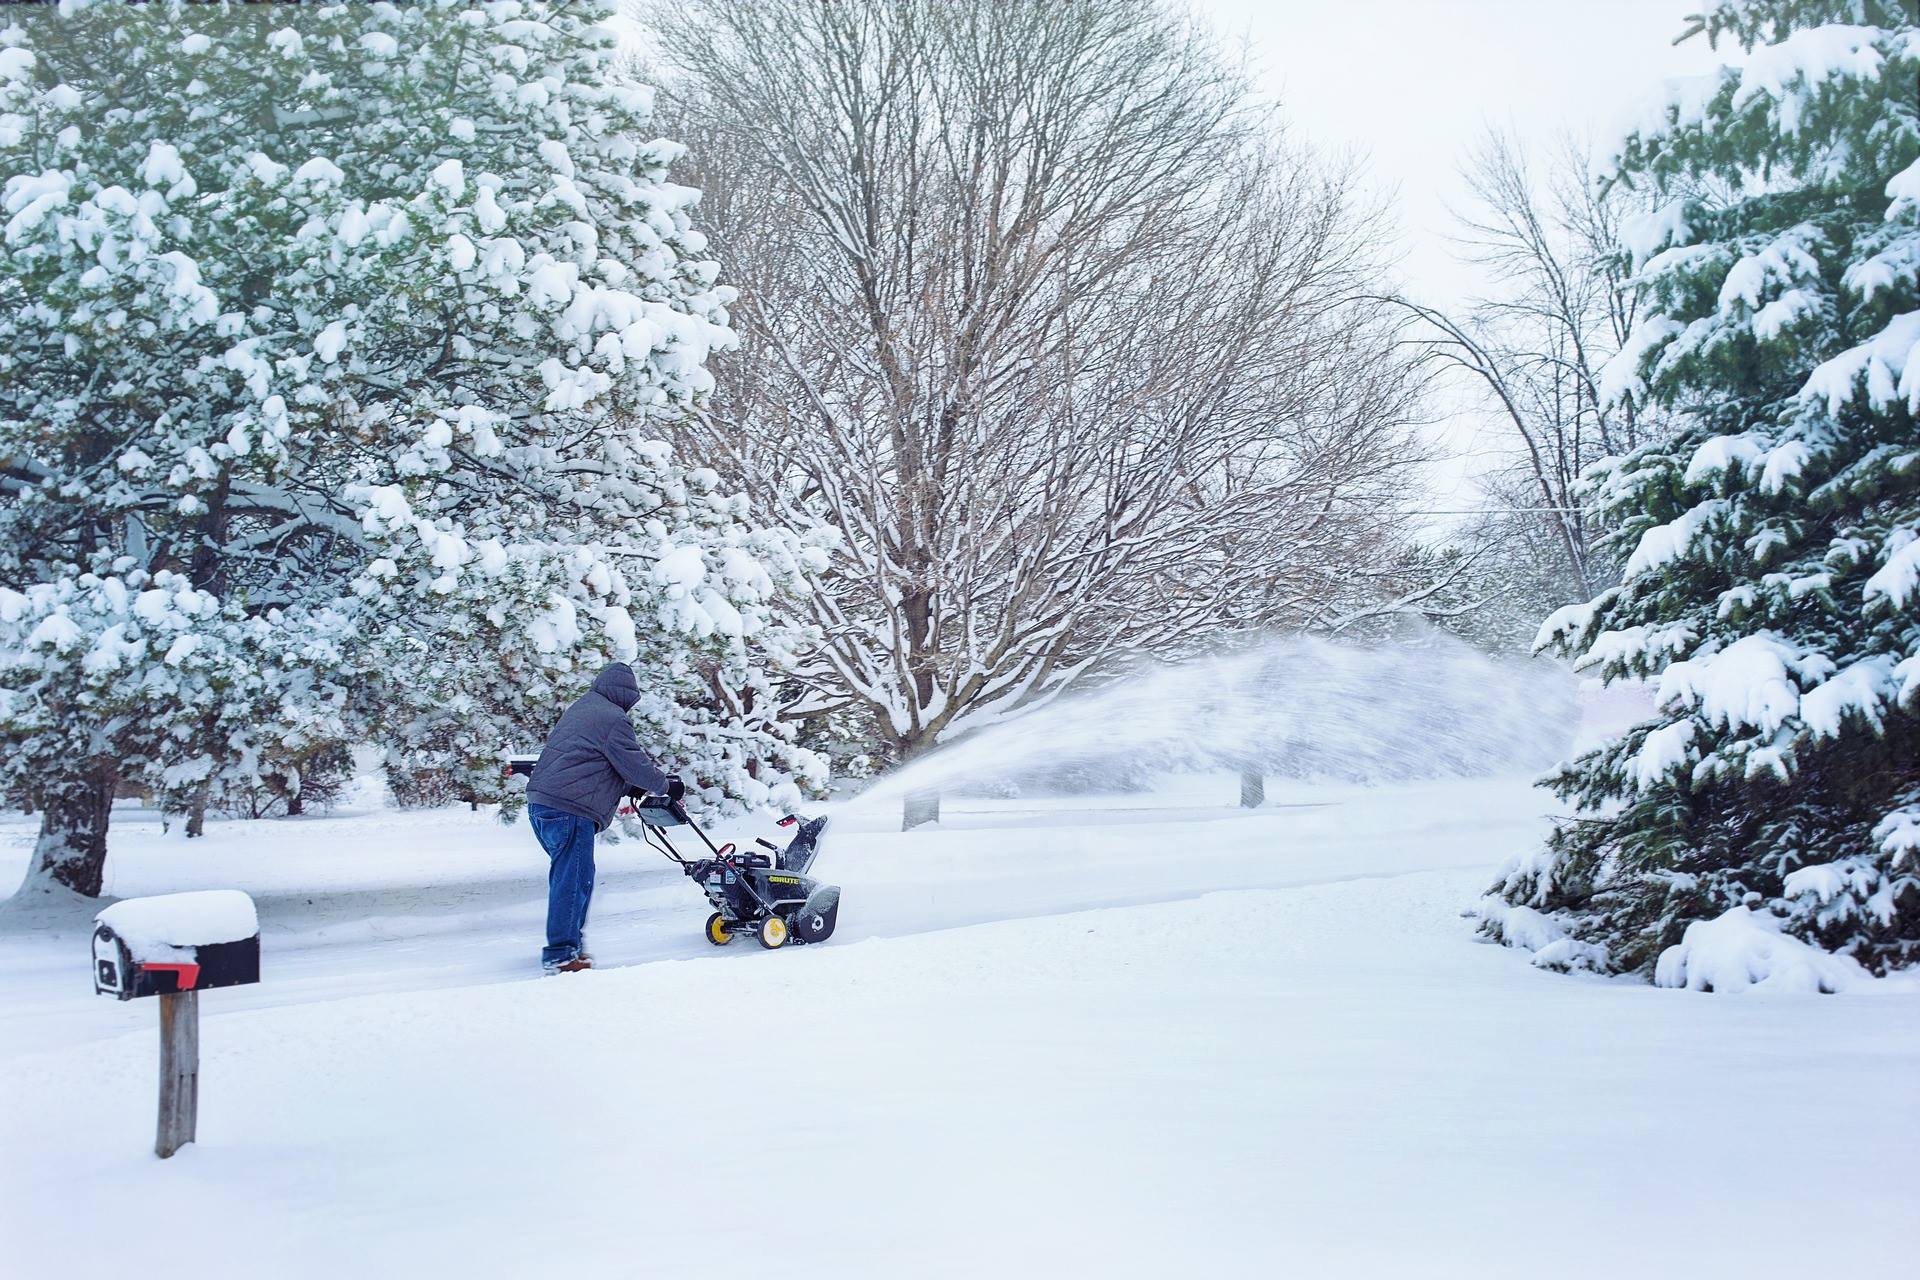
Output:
[
  {"xmin": 92, "ymin": 889, "xmax": 260, "ymax": 1158},
  {"xmin": 93, "ymin": 890, "xmax": 260, "ymax": 1001}
]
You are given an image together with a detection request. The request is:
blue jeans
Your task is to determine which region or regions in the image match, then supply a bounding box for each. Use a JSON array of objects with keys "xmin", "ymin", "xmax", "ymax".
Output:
[{"xmin": 529, "ymin": 803, "xmax": 596, "ymax": 965}]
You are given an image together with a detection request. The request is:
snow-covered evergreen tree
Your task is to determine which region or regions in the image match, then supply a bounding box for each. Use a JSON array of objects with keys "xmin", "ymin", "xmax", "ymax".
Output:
[
  {"xmin": 1477, "ymin": 0, "xmax": 1920, "ymax": 984},
  {"xmin": 0, "ymin": 1, "xmax": 823, "ymax": 897}
]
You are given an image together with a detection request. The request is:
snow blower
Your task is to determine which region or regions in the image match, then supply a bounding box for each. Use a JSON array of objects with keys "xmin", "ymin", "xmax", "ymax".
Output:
[{"xmin": 626, "ymin": 791, "xmax": 839, "ymax": 950}]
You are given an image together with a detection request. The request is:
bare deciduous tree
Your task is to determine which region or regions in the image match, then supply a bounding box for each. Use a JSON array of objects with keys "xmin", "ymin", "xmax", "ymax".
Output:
[
  {"xmin": 647, "ymin": 0, "xmax": 1434, "ymax": 767},
  {"xmin": 1392, "ymin": 130, "xmax": 1671, "ymax": 609}
]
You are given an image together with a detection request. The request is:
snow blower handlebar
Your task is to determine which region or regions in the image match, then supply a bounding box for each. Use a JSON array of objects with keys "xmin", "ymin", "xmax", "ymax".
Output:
[{"xmin": 621, "ymin": 786, "xmax": 734, "ymax": 868}]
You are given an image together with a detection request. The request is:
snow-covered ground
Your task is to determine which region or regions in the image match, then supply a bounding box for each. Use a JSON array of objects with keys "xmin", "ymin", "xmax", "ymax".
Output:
[{"xmin": 2, "ymin": 775, "xmax": 1916, "ymax": 1277}]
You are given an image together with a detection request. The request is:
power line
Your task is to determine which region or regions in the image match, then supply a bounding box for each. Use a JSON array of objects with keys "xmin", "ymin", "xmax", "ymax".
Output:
[{"xmin": 1384, "ymin": 507, "xmax": 1590, "ymax": 515}]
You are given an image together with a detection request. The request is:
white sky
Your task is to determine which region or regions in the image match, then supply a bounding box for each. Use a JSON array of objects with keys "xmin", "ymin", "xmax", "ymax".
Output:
[{"xmin": 1195, "ymin": 0, "xmax": 1730, "ymax": 504}]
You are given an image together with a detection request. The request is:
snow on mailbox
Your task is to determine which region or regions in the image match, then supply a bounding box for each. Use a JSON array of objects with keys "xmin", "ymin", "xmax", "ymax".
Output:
[
  {"xmin": 94, "ymin": 890, "xmax": 260, "ymax": 1000},
  {"xmin": 91, "ymin": 890, "xmax": 259, "ymax": 1158}
]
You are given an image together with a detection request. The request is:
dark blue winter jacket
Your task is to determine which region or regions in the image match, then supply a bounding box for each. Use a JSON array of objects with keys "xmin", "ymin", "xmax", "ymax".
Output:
[{"xmin": 526, "ymin": 663, "xmax": 670, "ymax": 832}]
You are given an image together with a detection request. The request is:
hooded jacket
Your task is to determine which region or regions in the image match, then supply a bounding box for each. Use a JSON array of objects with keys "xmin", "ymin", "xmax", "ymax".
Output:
[{"xmin": 525, "ymin": 663, "xmax": 670, "ymax": 831}]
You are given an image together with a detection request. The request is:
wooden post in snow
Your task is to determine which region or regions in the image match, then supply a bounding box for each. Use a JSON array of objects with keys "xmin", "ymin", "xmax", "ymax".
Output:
[
  {"xmin": 156, "ymin": 989, "xmax": 200, "ymax": 1158},
  {"xmin": 903, "ymin": 788, "xmax": 940, "ymax": 831}
]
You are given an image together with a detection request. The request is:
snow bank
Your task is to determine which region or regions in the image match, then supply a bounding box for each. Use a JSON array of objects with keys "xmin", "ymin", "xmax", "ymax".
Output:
[
  {"xmin": 5, "ymin": 864, "xmax": 1917, "ymax": 1279},
  {"xmin": 95, "ymin": 889, "xmax": 257, "ymax": 951},
  {"xmin": 1653, "ymin": 905, "xmax": 1866, "ymax": 994}
]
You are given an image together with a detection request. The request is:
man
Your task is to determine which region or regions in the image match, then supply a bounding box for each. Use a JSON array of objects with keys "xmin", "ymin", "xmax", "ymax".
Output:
[{"xmin": 525, "ymin": 661, "xmax": 682, "ymax": 973}]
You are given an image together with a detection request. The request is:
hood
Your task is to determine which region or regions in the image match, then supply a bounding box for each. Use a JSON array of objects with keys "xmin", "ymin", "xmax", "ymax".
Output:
[{"xmin": 591, "ymin": 662, "xmax": 640, "ymax": 711}]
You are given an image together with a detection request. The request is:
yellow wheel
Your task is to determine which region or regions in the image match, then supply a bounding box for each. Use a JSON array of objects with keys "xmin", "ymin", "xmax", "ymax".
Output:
[
  {"xmin": 757, "ymin": 916, "xmax": 789, "ymax": 950},
  {"xmin": 705, "ymin": 913, "xmax": 734, "ymax": 946}
]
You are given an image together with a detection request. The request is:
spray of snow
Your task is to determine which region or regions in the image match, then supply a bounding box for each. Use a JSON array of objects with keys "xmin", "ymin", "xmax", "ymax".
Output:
[{"xmin": 847, "ymin": 633, "xmax": 1579, "ymax": 815}]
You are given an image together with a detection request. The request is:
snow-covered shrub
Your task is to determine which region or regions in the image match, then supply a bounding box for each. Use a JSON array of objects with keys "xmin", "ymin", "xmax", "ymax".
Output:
[
  {"xmin": 0, "ymin": 1, "xmax": 822, "ymax": 895},
  {"xmin": 1480, "ymin": 0, "xmax": 1920, "ymax": 982},
  {"xmin": 383, "ymin": 754, "xmax": 473, "ymax": 813},
  {"xmin": 1471, "ymin": 894, "xmax": 1613, "ymax": 975},
  {"xmin": 214, "ymin": 740, "xmax": 356, "ymax": 820},
  {"xmin": 1653, "ymin": 904, "xmax": 1869, "ymax": 994}
]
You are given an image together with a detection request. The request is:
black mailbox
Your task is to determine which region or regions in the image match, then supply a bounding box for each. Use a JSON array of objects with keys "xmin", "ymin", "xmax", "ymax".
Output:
[{"xmin": 92, "ymin": 890, "xmax": 261, "ymax": 1001}]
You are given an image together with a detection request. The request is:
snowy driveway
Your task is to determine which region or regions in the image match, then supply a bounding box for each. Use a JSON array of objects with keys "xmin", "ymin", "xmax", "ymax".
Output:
[
  {"xmin": 0, "ymin": 777, "xmax": 1519, "ymax": 1056},
  {"xmin": 3, "ymin": 777, "xmax": 1915, "ymax": 1277}
]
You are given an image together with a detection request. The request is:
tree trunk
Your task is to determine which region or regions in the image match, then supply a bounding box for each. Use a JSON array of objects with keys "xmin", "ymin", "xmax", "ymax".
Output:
[
  {"xmin": 24, "ymin": 769, "xmax": 117, "ymax": 898},
  {"xmin": 185, "ymin": 782, "xmax": 210, "ymax": 839},
  {"xmin": 285, "ymin": 787, "xmax": 304, "ymax": 817},
  {"xmin": 1239, "ymin": 766, "xmax": 1265, "ymax": 809}
]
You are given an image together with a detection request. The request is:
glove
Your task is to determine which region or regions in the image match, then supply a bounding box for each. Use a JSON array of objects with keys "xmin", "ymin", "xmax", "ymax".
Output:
[{"xmin": 665, "ymin": 776, "xmax": 685, "ymax": 801}]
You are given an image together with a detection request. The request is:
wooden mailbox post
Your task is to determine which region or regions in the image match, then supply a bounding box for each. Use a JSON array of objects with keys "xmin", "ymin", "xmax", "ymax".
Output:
[{"xmin": 92, "ymin": 890, "xmax": 260, "ymax": 1158}]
